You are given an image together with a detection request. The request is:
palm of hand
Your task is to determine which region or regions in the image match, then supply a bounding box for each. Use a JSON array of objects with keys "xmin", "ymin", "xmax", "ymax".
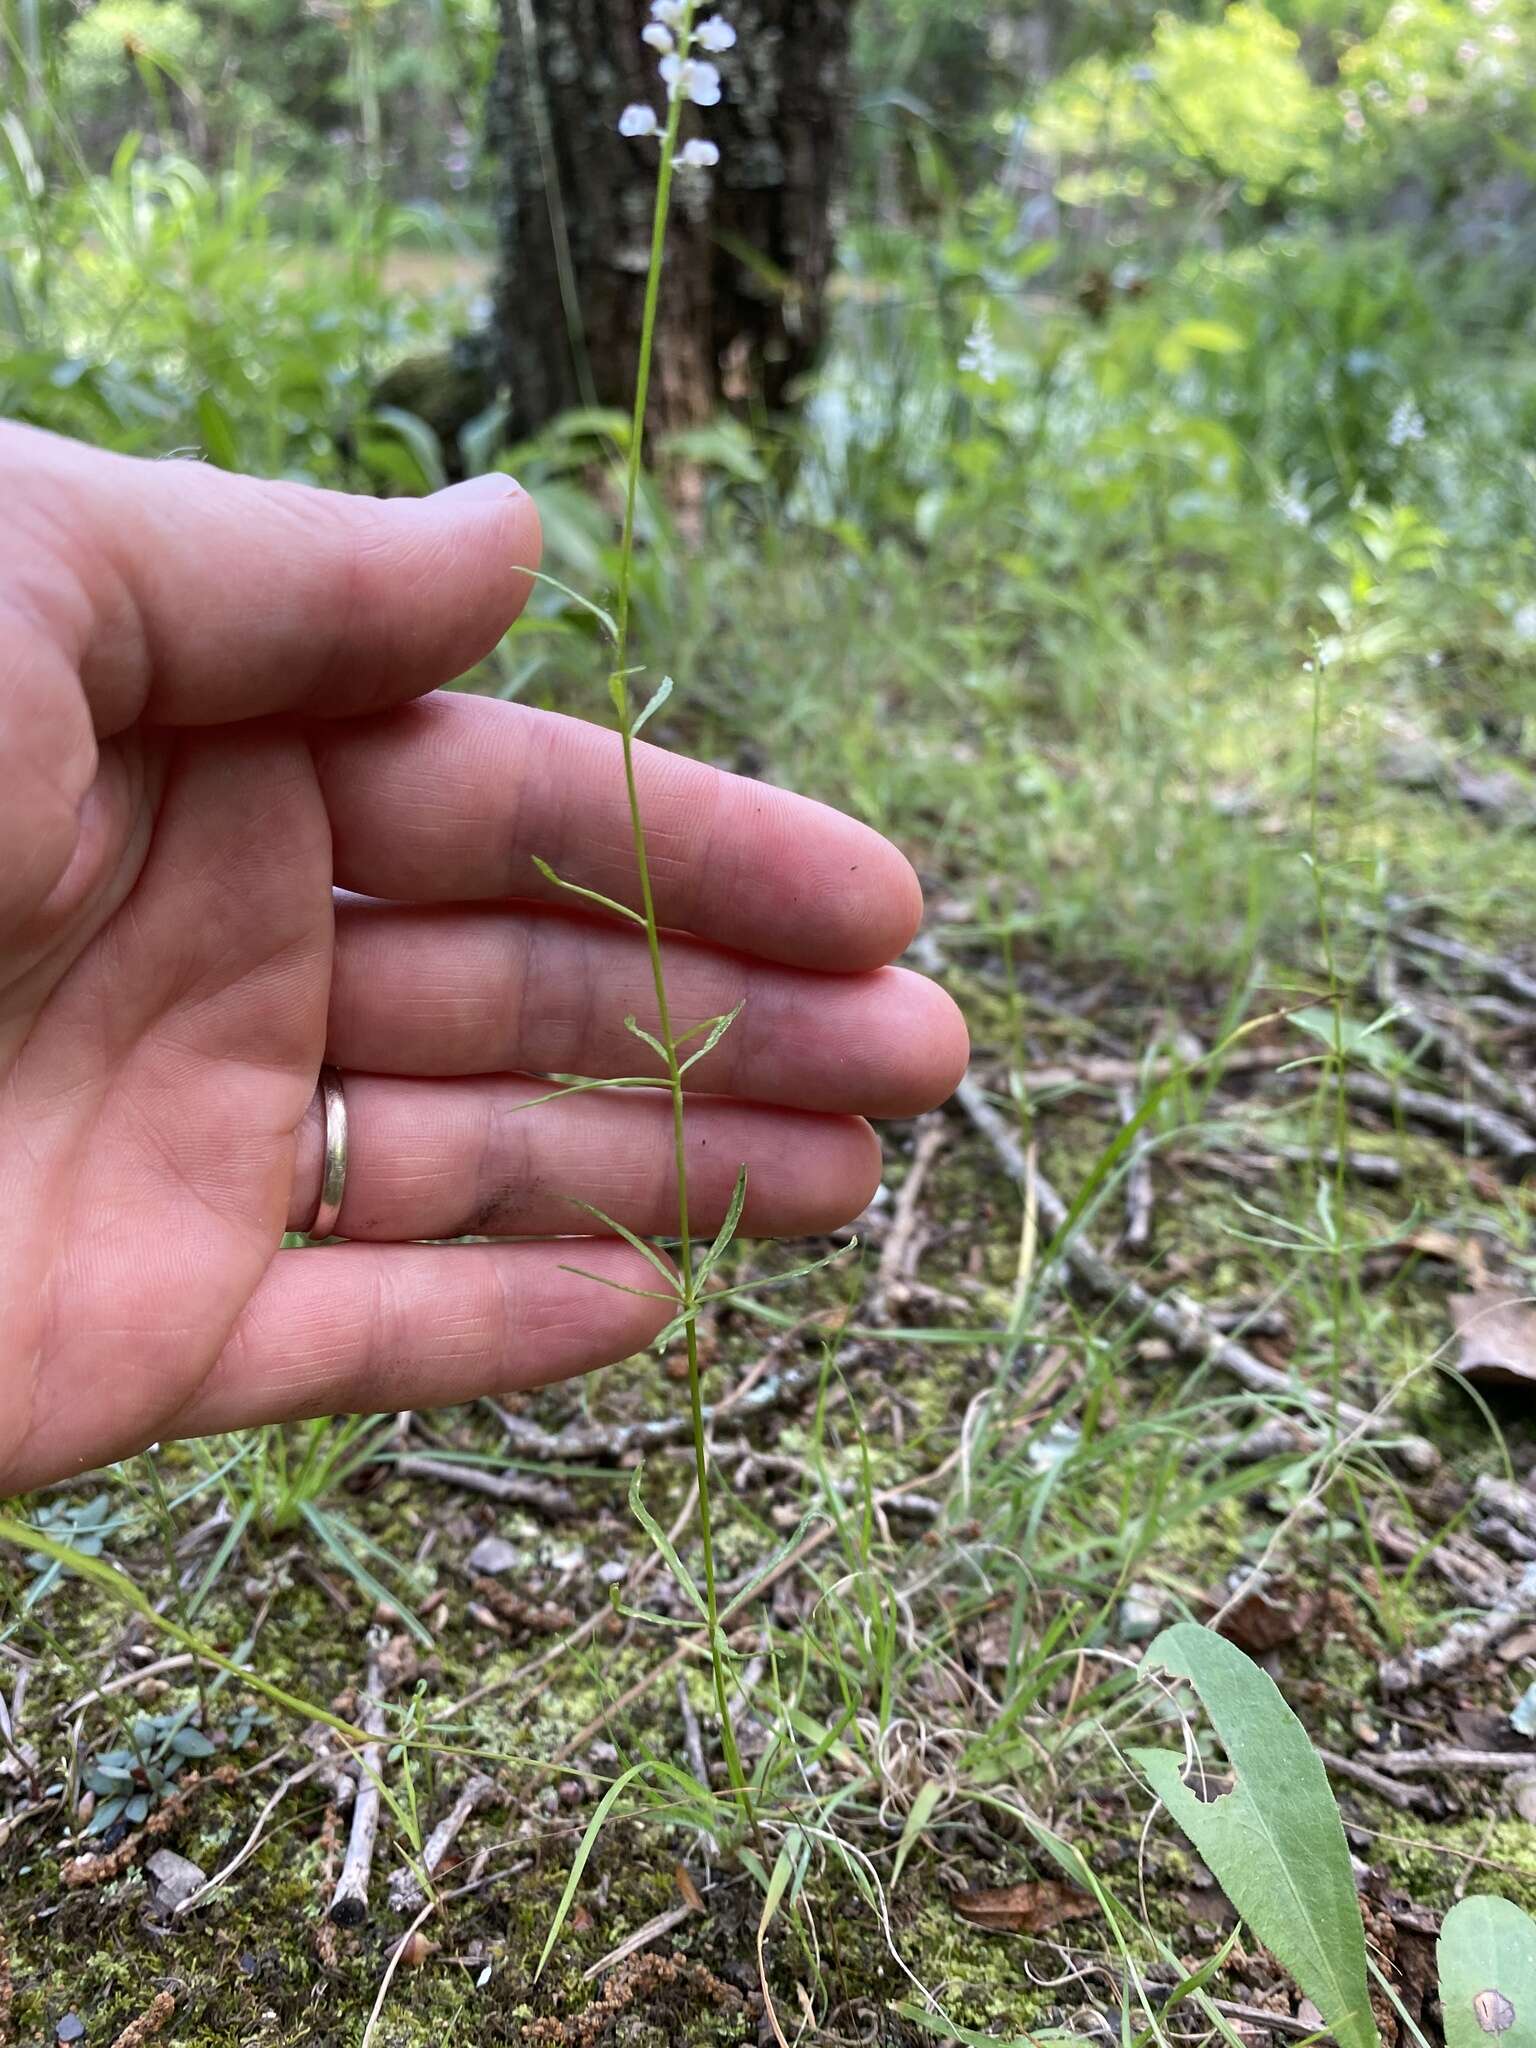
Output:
[{"xmin": 0, "ymin": 426, "xmax": 966, "ymax": 1494}]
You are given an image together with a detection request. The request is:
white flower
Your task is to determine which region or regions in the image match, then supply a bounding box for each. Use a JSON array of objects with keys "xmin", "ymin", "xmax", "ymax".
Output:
[
  {"xmin": 1273, "ymin": 486, "xmax": 1311, "ymax": 529},
  {"xmin": 641, "ymin": 21, "xmax": 674, "ymax": 52},
  {"xmin": 1386, "ymin": 397, "xmax": 1426, "ymax": 448},
  {"xmin": 958, "ymin": 308, "xmax": 999, "ymax": 384},
  {"xmin": 660, "ymin": 54, "xmax": 722, "ymax": 105},
  {"xmin": 1512, "ymin": 600, "xmax": 1536, "ymax": 644},
  {"xmin": 695, "ymin": 16, "xmax": 737, "ymax": 52},
  {"xmin": 675, "ymin": 138, "xmax": 720, "ymax": 169},
  {"xmin": 618, "ymin": 102, "xmax": 661, "ymax": 138},
  {"xmin": 650, "ymin": 0, "xmax": 686, "ymax": 21}
]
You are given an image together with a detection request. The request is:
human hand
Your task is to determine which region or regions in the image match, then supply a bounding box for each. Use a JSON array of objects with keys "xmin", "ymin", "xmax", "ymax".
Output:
[{"xmin": 0, "ymin": 423, "xmax": 968, "ymax": 1493}]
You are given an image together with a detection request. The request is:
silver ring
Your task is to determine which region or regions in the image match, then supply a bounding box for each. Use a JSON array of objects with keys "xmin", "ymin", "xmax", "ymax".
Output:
[{"xmin": 305, "ymin": 1066, "xmax": 349, "ymax": 1239}]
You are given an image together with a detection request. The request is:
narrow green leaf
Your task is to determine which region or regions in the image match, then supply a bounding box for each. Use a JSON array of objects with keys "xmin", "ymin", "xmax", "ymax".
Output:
[
  {"xmin": 1134, "ymin": 1623, "xmax": 1374, "ymax": 2048},
  {"xmin": 526, "ymin": 568, "xmax": 618, "ymax": 642},
  {"xmin": 677, "ymin": 1001, "xmax": 746, "ymax": 1075},
  {"xmin": 696, "ymin": 1166, "xmax": 749, "ymax": 1285},
  {"xmin": 892, "ymin": 1777, "xmax": 943, "ymax": 1891},
  {"xmin": 630, "ymin": 674, "xmax": 674, "ymax": 736},
  {"xmin": 530, "ymin": 855, "xmax": 645, "ymax": 927},
  {"xmin": 566, "ymin": 1200, "xmax": 681, "ymax": 1288},
  {"xmin": 623, "ymin": 1014, "xmax": 671, "ymax": 1064},
  {"xmin": 536, "ymin": 1763, "xmax": 648, "ymax": 1978},
  {"xmin": 1439, "ymin": 1895, "xmax": 1536, "ymax": 2048},
  {"xmin": 628, "ymin": 1464, "xmax": 708, "ymax": 1622}
]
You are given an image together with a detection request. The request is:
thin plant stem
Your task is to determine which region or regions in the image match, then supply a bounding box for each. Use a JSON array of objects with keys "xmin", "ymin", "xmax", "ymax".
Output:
[{"xmin": 607, "ymin": 3, "xmax": 753, "ymax": 1815}]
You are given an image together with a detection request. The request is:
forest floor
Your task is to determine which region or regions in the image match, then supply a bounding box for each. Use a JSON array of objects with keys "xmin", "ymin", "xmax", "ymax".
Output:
[{"xmin": 6, "ymin": 532, "xmax": 1536, "ymax": 2048}]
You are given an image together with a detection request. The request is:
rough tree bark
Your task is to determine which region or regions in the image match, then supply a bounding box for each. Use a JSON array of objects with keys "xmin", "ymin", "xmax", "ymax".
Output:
[{"xmin": 488, "ymin": 0, "xmax": 856, "ymax": 440}]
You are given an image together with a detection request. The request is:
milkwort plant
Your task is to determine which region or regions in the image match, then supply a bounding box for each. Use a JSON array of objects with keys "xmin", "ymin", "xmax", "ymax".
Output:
[{"xmin": 530, "ymin": 0, "xmax": 834, "ymax": 1857}]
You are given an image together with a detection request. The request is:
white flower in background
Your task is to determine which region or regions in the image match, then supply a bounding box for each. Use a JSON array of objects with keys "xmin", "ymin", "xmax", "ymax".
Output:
[
  {"xmin": 1387, "ymin": 397, "xmax": 1426, "ymax": 447},
  {"xmin": 619, "ymin": 102, "xmax": 661, "ymax": 138},
  {"xmin": 695, "ymin": 17, "xmax": 737, "ymax": 52},
  {"xmin": 651, "ymin": 0, "xmax": 686, "ymax": 22},
  {"xmin": 1512, "ymin": 600, "xmax": 1536, "ymax": 643},
  {"xmin": 1273, "ymin": 486, "xmax": 1311, "ymax": 528},
  {"xmin": 958, "ymin": 308, "xmax": 1000, "ymax": 384},
  {"xmin": 675, "ymin": 138, "xmax": 720, "ymax": 169},
  {"xmin": 660, "ymin": 54, "xmax": 723, "ymax": 105},
  {"xmin": 642, "ymin": 21, "xmax": 674, "ymax": 52},
  {"xmin": 1491, "ymin": 22, "xmax": 1519, "ymax": 44}
]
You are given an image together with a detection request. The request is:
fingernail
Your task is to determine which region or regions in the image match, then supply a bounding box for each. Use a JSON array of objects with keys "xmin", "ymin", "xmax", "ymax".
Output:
[{"xmin": 432, "ymin": 473, "xmax": 526, "ymax": 508}]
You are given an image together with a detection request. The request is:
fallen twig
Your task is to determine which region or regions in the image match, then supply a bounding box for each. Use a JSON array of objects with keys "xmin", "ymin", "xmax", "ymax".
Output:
[
  {"xmin": 1391, "ymin": 922, "xmax": 1536, "ymax": 1008},
  {"xmin": 1380, "ymin": 951, "xmax": 1536, "ymax": 1131},
  {"xmin": 174, "ymin": 1759, "xmax": 325, "ymax": 1916},
  {"xmin": 1336, "ymin": 1072, "xmax": 1536, "ymax": 1172},
  {"xmin": 393, "ymin": 1455, "xmax": 575, "ymax": 1518},
  {"xmin": 1473, "ymin": 1474, "xmax": 1536, "ymax": 1540},
  {"xmin": 948, "ymin": 1071, "xmax": 1439, "ymax": 1475},
  {"xmin": 1380, "ymin": 1562, "xmax": 1536, "ymax": 1694},
  {"xmin": 1317, "ymin": 1747, "xmax": 1438, "ymax": 1814},
  {"xmin": 329, "ymin": 1638, "xmax": 389, "ymax": 1927},
  {"xmin": 582, "ymin": 1902, "xmax": 696, "ymax": 1983},
  {"xmin": 871, "ymin": 1114, "xmax": 947, "ymax": 1317},
  {"xmin": 1371, "ymin": 1745, "xmax": 1536, "ymax": 1778},
  {"xmin": 388, "ymin": 1773, "xmax": 498, "ymax": 1914}
]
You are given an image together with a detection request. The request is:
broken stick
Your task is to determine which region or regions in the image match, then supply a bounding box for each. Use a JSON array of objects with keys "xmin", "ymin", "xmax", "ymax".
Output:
[
  {"xmin": 329, "ymin": 1637, "xmax": 389, "ymax": 1927},
  {"xmin": 949, "ymin": 1069, "xmax": 1439, "ymax": 1475},
  {"xmin": 1379, "ymin": 1561, "xmax": 1536, "ymax": 1694},
  {"xmin": 388, "ymin": 1773, "xmax": 497, "ymax": 1914}
]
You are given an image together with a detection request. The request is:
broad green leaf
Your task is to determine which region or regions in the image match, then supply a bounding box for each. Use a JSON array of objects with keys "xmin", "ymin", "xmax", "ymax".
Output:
[
  {"xmin": 1439, "ymin": 1895, "xmax": 1536, "ymax": 2048},
  {"xmin": 1134, "ymin": 1623, "xmax": 1374, "ymax": 2048}
]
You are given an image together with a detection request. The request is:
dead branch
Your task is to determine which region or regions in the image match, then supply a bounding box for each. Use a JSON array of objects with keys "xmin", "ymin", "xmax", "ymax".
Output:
[
  {"xmin": 174, "ymin": 1759, "xmax": 325, "ymax": 1916},
  {"xmin": 1474, "ymin": 1474, "xmax": 1536, "ymax": 1540},
  {"xmin": 329, "ymin": 1638, "xmax": 389, "ymax": 1927},
  {"xmin": 1380, "ymin": 951, "xmax": 1536, "ymax": 1131},
  {"xmin": 1337, "ymin": 1072, "xmax": 1536, "ymax": 1171},
  {"xmin": 949, "ymin": 1071, "xmax": 1439, "ymax": 1475},
  {"xmin": 1380, "ymin": 1562, "xmax": 1536, "ymax": 1694},
  {"xmin": 1391, "ymin": 922, "xmax": 1536, "ymax": 1008},
  {"xmin": 1370, "ymin": 1745, "xmax": 1536, "ymax": 1778},
  {"xmin": 870, "ymin": 1114, "xmax": 947, "ymax": 1317},
  {"xmin": 388, "ymin": 1774, "xmax": 497, "ymax": 1914},
  {"xmin": 393, "ymin": 1455, "xmax": 575, "ymax": 1518},
  {"xmin": 1316, "ymin": 1747, "xmax": 1439, "ymax": 1814}
]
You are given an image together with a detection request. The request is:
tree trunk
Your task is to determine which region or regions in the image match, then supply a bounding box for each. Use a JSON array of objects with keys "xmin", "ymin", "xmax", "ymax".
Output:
[{"xmin": 488, "ymin": 0, "xmax": 856, "ymax": 440}]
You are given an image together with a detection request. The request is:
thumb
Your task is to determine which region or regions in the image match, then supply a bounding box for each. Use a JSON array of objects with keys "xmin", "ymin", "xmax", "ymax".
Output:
[{"xmin": 3, "ymin": 422, "xmax": 541, "ymax": 733}]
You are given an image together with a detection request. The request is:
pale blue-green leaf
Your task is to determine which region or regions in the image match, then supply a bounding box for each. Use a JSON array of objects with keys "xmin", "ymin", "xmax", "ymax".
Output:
[
  {"xmin": 1135, "ymin": 1623, "xmax": 1373, "ymax": 2048},
  {"xmin": 1439, "ymin": 1895, "xmax": 1536, "ymax": 2048}
]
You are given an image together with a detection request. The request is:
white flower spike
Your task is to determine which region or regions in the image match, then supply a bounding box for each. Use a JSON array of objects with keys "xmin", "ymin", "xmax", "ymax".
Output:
[
  {"xmin": 695, "ymin": 17, "xmax": 737, "ymax": 52},
  {"xmin": 659, "ymin": 54, "xmax": 723, "ymax": 106},
  {"xmin": 675, "ymin": 139, "xmax": 721, "ymax": 169},
  {"xmin": 958, "ymin": 309, "xmax": 1000, "ymax": 385},
  {"xmin": 619, "ymin": 103, "xmax": 661, "ymax": 139}
]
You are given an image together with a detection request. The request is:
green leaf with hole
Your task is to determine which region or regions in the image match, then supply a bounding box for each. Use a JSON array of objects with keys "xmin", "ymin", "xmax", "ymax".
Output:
[
  {"xmin": 1133, "ymin": 1623, "xmax": 1374, "ymax": 2048},
  {"xmin": 1440, "ymin": 1896, "xmax": 1536, "ymax": 2048}
]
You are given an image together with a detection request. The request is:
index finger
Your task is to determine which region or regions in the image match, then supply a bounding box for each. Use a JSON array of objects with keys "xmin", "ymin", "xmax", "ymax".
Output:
[{"xmin": 310, "ymin": 693, "xmax": 925, "ymax": 972}]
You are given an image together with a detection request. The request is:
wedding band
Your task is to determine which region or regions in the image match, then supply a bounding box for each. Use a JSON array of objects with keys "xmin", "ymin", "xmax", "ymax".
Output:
[{"xmin": 306, "ymin": 1066, "xmax": 349, "ymax": 1239}]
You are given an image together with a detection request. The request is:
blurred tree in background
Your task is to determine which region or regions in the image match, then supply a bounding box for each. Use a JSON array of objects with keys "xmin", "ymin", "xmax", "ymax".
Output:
[{"xmin": 488, "ymin": 0, "xmax": 855, "ymax": 439}]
